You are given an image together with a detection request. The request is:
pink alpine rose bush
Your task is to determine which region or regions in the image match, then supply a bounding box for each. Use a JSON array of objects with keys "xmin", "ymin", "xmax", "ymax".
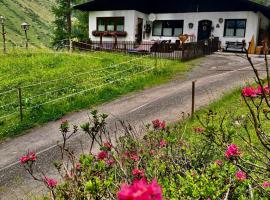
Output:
[
  {"xmin": 225, "ymin": 144, "xmax": 241, "ymax": 159},
  {"xmin": 19, "ymin": 152, "xmax": 37, "ymax": 164},
  {"xmin": 152, "ymin": 119, "xmax": 166, "ymax": 130},
  {"xmin": 262, "ymin": 181, "xmax": 270, "ymax": 188},
  {"xmin": 235, "ymin": 170, "xmax": 247, "ymax": 181},
  {"xmin": 194, "ymin": 127, "xmax": 205, "ymax": 133},
  {"xmin": 97, "ymin": 150, "xmax": 108, "ymax": 160},
  {"xmin": 117, "ymin": 179, "xmax": 163, "ymax": 200},
  {"xmin": 44, "ymin": 177, "xmax": 58, "ymax": 188},
  {"xmin": 242, "ymin": 86, "xmax": 257, "ymax": 97}
]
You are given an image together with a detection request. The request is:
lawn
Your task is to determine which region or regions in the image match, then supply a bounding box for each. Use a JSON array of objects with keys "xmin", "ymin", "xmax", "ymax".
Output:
[{"xmin": 0, "ymin": 49, "xmax": 195, "ymax": 139}]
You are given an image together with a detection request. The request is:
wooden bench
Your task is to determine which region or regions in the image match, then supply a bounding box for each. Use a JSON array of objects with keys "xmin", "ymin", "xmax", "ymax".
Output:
[{"xmin": 225, "ymin": 41, "xmax": 245, "ymax": 52}]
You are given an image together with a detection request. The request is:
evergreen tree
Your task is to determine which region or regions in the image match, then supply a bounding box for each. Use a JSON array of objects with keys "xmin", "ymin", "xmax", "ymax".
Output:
[{"xmin": 52, "ymin": 0, "xmax": 88, "ymax": 48}]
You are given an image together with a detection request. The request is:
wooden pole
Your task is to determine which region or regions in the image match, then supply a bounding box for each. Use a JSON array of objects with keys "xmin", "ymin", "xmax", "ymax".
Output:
[
  {"xmin": 18, "ymin": 87, "xmax": 23, "ymax": 121},
  {"xmin": 1, "ymin": 22, "xmax": 6, "ymax": 54},
  {"xmin": 155, "ymin": 50, "xmax": 157, "ymax": 67},
  {"xmin": 24, "ymin": 30, "xmax": 28, "ymax": 49},
  {"xmin": 191, "ymin": 80, "xmax": 196, "ymax": 118},
  {"xmin": 69, "ymin": 39, "xmax": 73, "ymax": 53}
]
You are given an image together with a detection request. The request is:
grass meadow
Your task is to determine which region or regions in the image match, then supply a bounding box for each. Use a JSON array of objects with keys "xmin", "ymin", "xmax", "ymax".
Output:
[
  {"xmin": 0, "ymin": 49, "xmax": 195, "ymax": 139},
  {"xmin": 176, "ymin": 87, "xmax": 264, "ymax": 152}
]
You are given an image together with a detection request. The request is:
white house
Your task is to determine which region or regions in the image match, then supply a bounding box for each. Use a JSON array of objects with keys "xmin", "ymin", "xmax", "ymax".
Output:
[{"xmin": 74, "ymin": 0, "xmax": 270, "ymax": 49}]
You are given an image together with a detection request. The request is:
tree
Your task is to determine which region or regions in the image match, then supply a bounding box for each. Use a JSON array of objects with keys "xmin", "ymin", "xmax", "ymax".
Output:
[{"xmin": 52, "ymin": 0, "xmax": 89, "ymax": 49}]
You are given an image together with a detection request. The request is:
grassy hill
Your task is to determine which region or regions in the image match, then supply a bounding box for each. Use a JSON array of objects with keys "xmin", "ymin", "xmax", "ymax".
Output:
[{"xmin": 1, "ymin": 0, "xmax": 55, "ymax": 47}]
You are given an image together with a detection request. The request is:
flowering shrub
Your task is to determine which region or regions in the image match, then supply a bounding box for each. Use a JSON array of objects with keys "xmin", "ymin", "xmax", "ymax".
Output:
[
  {"xmin": 117, "ymin": 179, "xmax": 163, "ymax": 200},
  {"xmin": 21, "ymin": 45, "xmax": 270, "ymax": 199},
  {"xmin": 19, "ymin": 110, "xmax": 270, "ymax": 199},
  {"xmin": 225, "ymin": 144, "xmax": 241, "ymax": 159},
  {"xmin": 235, "ymin": 170, "xmax": 247, "ymax": 181}
]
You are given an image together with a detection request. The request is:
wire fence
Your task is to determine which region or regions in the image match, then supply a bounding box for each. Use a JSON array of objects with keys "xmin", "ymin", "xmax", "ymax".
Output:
[{"xmin": 0, "ymin": 53, "xmax": 156, "ymax": 127}]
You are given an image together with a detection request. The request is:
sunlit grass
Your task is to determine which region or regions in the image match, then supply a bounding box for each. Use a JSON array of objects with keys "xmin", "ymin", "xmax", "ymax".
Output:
[{"xmin": 0, "ymin": 49, "xmax": 196, "ymax": 139}]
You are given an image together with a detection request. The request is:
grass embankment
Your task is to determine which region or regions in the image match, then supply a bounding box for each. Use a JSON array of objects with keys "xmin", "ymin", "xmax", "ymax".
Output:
[
  {"xmin": 1, "ymin": 0, "xmax": 54, "ymax": 46},
  {"xmin": 177, "ymin": 87, "xmax": 263, "ymax": 152},
  {"xmin": 0, "ymin": 49, "xmax": 196, "ymax": 139}
]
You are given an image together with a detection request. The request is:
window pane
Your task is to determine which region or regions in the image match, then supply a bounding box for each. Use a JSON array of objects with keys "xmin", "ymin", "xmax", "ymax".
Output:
[
  {"xmin": 153, "ymin": 21, "xmax": 162, "ymax": 36},
  {"xmin": 163, "ymin": 28, "xmax": 173, "ymax": 36},
  {"xmin": 174, "ymin": 28, "xmax": 183, "ymax": 36},
  {"xmin": 236, "ymin": 20, "xmax": 246, "ymax": 29},
  {"xmin": 236, "ymin": 29, "xmax": 245, "ymax": 37},
  {"xmin": 107, "ymin": 18, "xmax": 115, "ymax": 31},
  {"xmin": 116, "ymin": 18, "xmax": 124, "ymax": 32},
  {"xmin": 97, "ymin": 18, "xmax": 105, "ymax": 31},
  {"xmin": 116, "ymin": 25, "xmax": 124, "ymax": 32},
  {"xmin": 226, "ymin": 20, "xmax": 235, "ymax": 29},
  {"xmin": 225, "ymin": 29, "xmax": 234, "ymax": 36}
]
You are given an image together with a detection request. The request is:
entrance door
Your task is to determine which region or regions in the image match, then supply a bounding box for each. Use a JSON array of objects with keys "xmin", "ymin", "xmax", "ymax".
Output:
[
  {"xmin": 197, "ymin": 20, "xmax": 212, "ymax": 41},
  {"xmin": 136, "ymin": 18, "xmax": 143, "ymax": 43}
]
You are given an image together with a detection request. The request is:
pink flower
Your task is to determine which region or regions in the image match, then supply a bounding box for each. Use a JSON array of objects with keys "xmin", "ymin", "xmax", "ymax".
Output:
[
  {"xmin": 242, "ymin": 87, "xmax": 257, "ymax": 97},
  {"xmin": 97, "ymin": 151, "xmax": 108, "ymax": 160},
  {"xmin": 194, "ymin": 127, "xmax": 205, "ymax": 133},
  {"xmin": 75, "ymin": 163, "xmax": 81, "ymax": 170},
  {"xmin": 159, "ymin": 139, "xmax": 167, "ymax": 147},
  {"xmin": 130, "ymin": 153, "xmax": 139, "ymax": 161},
  {"xmin": 262, "ymin": 181, "xmax": 270, "ymax": 188},
  {"xmin": 19, "ymin": 152, "xmax": 37, "ymax": 164},
  {"xmin": 132, "ymin": 169, "xmax": 145, "ymax": 177},
  {"xmin": 106, "ymin": 158, "xmax": 115, "ymax": 166},
  {"xmin": 225, "ymin": 144, "xmax": 241, "ymax": 159},
  {"xmin": 257, "ymin": 85, "xmax": 270, "ymax": 95},
  {"xmin": 235, "ymin": 170, "xmax": 247, "ymax": 181},
  {"xmin": 160, "ymin": 121, "xmax": 166, "ymax": 129},
  {"xmin": 44, "ymin": 177, "xmax": 58, "ymax": 188},
  {"xmin": 117, "ymin": 179, "xmax": 163, "ymax": 200},
  {"xmin": 152, "ymin": 120, "xmax": 166, "ymax": 130},
  {"xmin": 103, "ymin": 142, "xmax": 113, "ymax": 151},
  {"xmin": 215, "ymin": 160, "xmax": 223, "ymax": 166},
  {"xmin": 149, "ymin": 150, "xmax": 155, "ymax": 156}
]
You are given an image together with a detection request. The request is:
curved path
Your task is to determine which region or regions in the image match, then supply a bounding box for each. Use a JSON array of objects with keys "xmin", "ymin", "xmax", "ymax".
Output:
[{"xmin": 0, "ymin": 53, "xmax": 267, "ymax": 199}]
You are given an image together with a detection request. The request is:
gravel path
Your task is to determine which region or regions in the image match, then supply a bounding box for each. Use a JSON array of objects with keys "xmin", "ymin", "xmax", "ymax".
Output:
[{"xmin": 0, "ymin": 53, "xmax": 266, "ymax": 199}]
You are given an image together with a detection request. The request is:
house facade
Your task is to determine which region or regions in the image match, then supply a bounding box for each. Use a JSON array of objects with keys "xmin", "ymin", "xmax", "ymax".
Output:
[{"xmin": 74, "ymin": 0, "xmax": 270, "ymax": 49}]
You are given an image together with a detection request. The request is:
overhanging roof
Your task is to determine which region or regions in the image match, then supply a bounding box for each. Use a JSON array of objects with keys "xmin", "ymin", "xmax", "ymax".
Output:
[{"xmin": 74, "ymin": 0, "xmax": 270, "ymax": 18}]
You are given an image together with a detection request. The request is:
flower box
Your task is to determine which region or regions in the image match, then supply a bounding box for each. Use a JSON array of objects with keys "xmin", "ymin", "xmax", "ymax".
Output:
[{"xmin": 92, "ymin": 31, "xmax": 127, "ymax": 37}]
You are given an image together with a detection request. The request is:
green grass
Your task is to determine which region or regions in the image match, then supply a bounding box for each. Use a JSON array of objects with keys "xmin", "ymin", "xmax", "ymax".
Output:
[
  {"xmin": 176, "ymin": 87, "xmax": 265, "ymax": 153},
  {"xmin": 1, "ymin": 0, "xmax": 54, "ymax": 47},
  {"xmin": 0, "ymin": 49, "xmax": 196, "ymax": 139}
]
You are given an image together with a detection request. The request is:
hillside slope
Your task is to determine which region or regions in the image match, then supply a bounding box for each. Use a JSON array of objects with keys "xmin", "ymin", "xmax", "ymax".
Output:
[{"xmin": 1, "ymin": 0, "xmax": 55, "ymax": 47}]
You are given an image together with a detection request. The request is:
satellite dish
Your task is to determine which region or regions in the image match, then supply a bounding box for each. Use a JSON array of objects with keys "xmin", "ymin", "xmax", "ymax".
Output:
[{"xmin": 148, "ymin": 13, "xmax": 156, "ymax": 22}]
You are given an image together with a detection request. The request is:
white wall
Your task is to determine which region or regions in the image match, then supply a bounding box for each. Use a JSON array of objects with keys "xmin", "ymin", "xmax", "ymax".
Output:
[
  {"xmin": 88, "ymin": 10, "xmax": 265, "ymax": 48},
  {"xmin": 89, "ymin": 10, "xmax": 137, "ymax": 41},
  {"xmin": 148, "ymin": 11, "xmax": 260, "ymax": 47}
]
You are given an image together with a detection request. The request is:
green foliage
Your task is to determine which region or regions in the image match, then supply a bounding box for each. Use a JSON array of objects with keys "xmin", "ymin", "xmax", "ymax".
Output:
[
  {"xmin": 52, "ymin": 0, "xmax": 89, "ymax": 48},
  {"xmin": 37, "ymin": 111, "xmax": 268, "ymax": 199}
]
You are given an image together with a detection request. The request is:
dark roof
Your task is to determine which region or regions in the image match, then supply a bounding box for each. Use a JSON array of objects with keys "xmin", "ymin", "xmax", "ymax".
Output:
[{"xmin": 74, "ymin": 0, "xmax": 270, "ymax": 18}]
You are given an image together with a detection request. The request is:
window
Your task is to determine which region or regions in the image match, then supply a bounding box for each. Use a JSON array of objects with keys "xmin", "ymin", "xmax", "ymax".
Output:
[
  {"xmin": 97, "ymin": 17, "xmax": 124, "ymax": 32},
  {"xmin": 153, "ymin": 20, "xmax": 184, "ymax": 37},
  {"xmin": 224, "ymin": 19, "xmax": 246, "ymax": 37}
]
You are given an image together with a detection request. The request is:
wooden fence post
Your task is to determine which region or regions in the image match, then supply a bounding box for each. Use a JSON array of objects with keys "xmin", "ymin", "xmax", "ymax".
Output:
[
  {"xmin": 155, "ymin": 50, "xmax": 157, "ymax": 67},
  {"xmin": 18, "ymin": 87, "xmax": 23, "ymax": 121},
  {"xmin": 191, "ymin": 80, "xmax": 196, "ymax": 119}
]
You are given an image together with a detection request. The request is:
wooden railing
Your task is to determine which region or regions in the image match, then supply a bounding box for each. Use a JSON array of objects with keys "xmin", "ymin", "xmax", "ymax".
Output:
[{"xmin": 73, "ymin": 38, "xmax": 220, "ymax": 61}]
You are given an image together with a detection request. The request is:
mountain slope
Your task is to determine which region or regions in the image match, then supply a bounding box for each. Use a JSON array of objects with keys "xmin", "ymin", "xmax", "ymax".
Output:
[{"xmin": 0, "ymin": 0, "xmax": 55, "ymax": 47}]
